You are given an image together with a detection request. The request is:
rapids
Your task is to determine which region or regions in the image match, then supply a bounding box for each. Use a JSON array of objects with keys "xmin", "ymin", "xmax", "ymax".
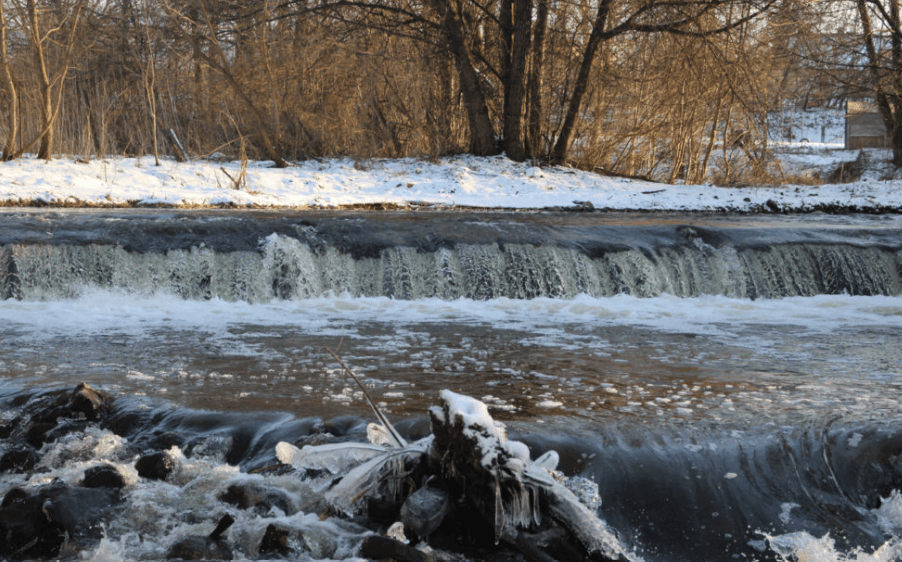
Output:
[{"xmin": 1, "ymin": 209, "xmax": 901, "ymax": 561}]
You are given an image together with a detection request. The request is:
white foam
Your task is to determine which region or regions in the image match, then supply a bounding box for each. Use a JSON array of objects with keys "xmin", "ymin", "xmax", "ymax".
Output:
[{"xmin": 1, "ymin": 291, "xmax": 899, "ymax": 341}]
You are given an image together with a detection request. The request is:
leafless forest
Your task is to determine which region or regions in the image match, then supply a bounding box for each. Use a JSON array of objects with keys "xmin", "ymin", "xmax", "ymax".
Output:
[{"xmin": 0, "ymin": 0, "xmax": 900, "ymax": 183}]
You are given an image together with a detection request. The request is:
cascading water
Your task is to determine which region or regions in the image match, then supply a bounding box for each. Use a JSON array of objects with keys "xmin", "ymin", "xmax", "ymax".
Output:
[
  {"xmin": 1, "ymin": 211, "xmax": 900, "ymax": 301},
  {"xmin": 2, "ymin": 209, "xmax": 902, "ymax": 562}
]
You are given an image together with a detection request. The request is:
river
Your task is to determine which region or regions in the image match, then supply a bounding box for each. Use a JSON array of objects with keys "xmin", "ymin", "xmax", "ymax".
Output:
[{"xmin": 1, "ymin": 209, "xmax": 901, "ymax": 561}]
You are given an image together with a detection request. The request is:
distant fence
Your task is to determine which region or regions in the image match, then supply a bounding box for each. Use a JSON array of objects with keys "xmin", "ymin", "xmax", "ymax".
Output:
[{"xmin": 846, "ymin": 101, "xmax": 888, "ymax": 149}]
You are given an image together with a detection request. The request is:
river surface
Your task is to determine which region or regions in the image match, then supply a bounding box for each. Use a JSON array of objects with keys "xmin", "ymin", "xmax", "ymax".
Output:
[{"xmin": 1, "ymin": 209, "xmax": 902, "ymax": 561}]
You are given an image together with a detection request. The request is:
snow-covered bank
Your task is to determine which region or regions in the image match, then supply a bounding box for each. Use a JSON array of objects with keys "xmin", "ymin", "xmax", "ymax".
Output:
[{"xmin": 2, "ymin": 153, "xmax": 902, "ymax": 212}]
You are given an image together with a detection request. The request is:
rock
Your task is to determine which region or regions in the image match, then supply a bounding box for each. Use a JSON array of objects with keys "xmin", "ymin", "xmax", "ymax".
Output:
[
  {"xmin": 26, "ymin": 421, "xmax": 57, "ymax": 448},
  {"xmin": 166, "ymin": 535, "xmax": 234, "ymax": 560},
  {"xmin": 259, "ymin": 523, "xmax": 291, "ymax": 555},
  {"xmin": 0, "ymin": 420, "xmax": 15, "ymax": 439},
  {"xmin": 0, "ymin": 488, "xmax": 66, "ymax": 559},
  {"xmin": 360, "ymin": 534, "xmax": 434, "ymax": 562},
  {"xmin": 219, "ymin": 481, "xmax": 294, "ymax": 515},
  {"xmin": 41, "ymin": 483, "xmax": 120, "ymax": 545},
  {"xmin": 166, "ymin": 515, "xmax": 234, "ymax": 560},
  {"xmin": 83, "ymin": 464, "xmax": 126, "ymax": 489},
  {"xmin": 70, "ymin": 383, "xmax": 105, "ymax": 421},
  {"xmin": 0, "ymin": 448, "xmax": 40, "ymax": 473},
  {"xmin": 400, "ymin": 482, "xmax": 452, "ymax": 541},
  {"xmin": 0, "ymin": 480, "xmax": 120, "ymax": 558},
  {"xmin": 136, "ymin": 451, "xmax": 175, "ymax": 481}
]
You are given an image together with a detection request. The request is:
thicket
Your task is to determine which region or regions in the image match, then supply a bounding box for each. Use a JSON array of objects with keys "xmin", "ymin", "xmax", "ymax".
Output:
[{"xmin": 0, "ymin": 0, "xmax": 882, "ymax": 183}]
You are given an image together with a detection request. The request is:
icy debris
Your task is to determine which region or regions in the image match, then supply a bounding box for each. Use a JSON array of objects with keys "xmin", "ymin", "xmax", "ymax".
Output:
[
  {"xmin": 275, "ymin": 441, "xmax": 388, "ymax": 475},
  {"xmin": 273, "ymin": 389, "xmax": 631, "ymax": 561}
]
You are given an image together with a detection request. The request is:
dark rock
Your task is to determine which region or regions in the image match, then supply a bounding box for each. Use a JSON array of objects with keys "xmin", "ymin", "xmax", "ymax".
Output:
[
  {"xmin": 400, "ymin": 483, "xmax": 452, "ymax": 541},
  {"xmin": 323, "ymin": 415, "xmax": 368, "ymax": 437},
  {"xmin": 83, "ymin": 464, "xmax": 126, "ymax": 489},
  {"xmin": 259, "ymin": 523, "xmax": 291, "ymax": 555},
  {"xmin": 359, "ymin": 534, "xmax": 433, "ymax": 562},
  {"xmin": 0, "ymin": 488, "xmax": 66, "ymax": 559},
  {"xmin": 209, "ymin": 514, "xmax": 235, "ymax": 540},
  {"xmin": 0, "ymin": 448, "xmax": 40, "ymax": 474},
  {"xmin": 166, "ymin": 535, "xmax": 234, "ymax": 560},
  {"xmin": 219, "ymin": 482, "xmax": 294, "ymax": 515},
  {"xmin": 34, "ymin": 405, "xmax": 72, "ymax": 424},
  {"xmin": 0, "ymin": 420, "xmax": 15, "ymax": 439},
  {"xmin": 1, "ymin": 487, "xmax": 28, "ymax": 507},
  {"xmin": 70, "ymin": 383, "xmax": 105, "ymax": 421},
  {"xmin": 25, "ymin": 421, "xmax": 57, "ymax": 448},
  {"xmin": 136, "ymin": 451, "xmax": 175, "ymax": 481},
  {"xmin": 0, "ymin": 480, "xmax": 119, "ymax": 558},
  {"xmin": 41, "ymin": 483, "xmax": 120, "ymax": 545},
  {"xmin": 146, "ymin": 431, "xmax": 186, "ymax": 451},
  {"xmin": 766, "ymin": 199, "xmax": 780, "ymax": 212},
  {"xmin": 166, "ymin": 515, "xmax": 235, "ymax": 560}
]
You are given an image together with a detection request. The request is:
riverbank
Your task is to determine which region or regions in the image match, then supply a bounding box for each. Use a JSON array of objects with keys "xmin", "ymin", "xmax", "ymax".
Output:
[{"xmin": 2, "ymin": 153, "xmax": 902, "ymax": 213}]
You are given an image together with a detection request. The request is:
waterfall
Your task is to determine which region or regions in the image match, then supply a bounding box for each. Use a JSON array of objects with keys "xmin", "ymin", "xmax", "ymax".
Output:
[{"xmin": 2, "ymin": 234, "xmax": 899, "ymax": 301}]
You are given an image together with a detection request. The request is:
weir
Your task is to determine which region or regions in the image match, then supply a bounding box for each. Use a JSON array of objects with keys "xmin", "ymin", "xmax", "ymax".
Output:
[
  {"xmin": 2, "ymin": 237, "xmax": 902, "ymax": 301},
  {"xmin": 0, "ymin": 209, "xmax": 902, "ymax": 302},
  {"xmin": 1, "ymin": 210, "xmax": 900, "ymax": 301}
]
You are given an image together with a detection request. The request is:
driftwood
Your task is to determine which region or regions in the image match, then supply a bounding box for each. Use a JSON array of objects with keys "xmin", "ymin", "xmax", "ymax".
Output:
[{"xmin": 277, "ymin": 389, "xmax": 631, "ymax": 562}]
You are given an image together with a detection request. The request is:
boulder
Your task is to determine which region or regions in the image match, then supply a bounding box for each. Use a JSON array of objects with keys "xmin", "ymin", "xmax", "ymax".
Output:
[
  {"xmin": 0, "ymin": 448, "xmax": 40, "ymax": 474},
  {"xmin": 360, "ymin": 534, "xmax": 434, "ymax": 562},
  {"xmin": 258, "ymin": 523, "xmax": 291, "ymax": 555},
  {"xmin": 69, "ymin": 383, "xmax": 105, "ymax": 421},
  {"xmin": 136, "ymin": 451, "xmax": 175, "ymax": 481},
  {"xmin": 166, "ymin": 515, "xmax": 234, "ymax": 560},
  {"xmin": 83, "ymin": 464, "xmax": 126, "ymax": 489}
]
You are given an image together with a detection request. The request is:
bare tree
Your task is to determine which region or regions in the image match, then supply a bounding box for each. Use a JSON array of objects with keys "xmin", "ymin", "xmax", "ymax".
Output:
[{"xmin": 1, "ymin": 0, "xmax": 86, "ymax": 161}]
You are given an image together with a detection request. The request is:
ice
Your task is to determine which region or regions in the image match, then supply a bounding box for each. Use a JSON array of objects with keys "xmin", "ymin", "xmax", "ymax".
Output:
[{"xmin": 275, "ymin": 441, "xmax": 388, "ymax": 474}]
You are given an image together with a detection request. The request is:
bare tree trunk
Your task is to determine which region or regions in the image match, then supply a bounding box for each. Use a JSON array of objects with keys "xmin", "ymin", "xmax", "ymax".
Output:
[
  {"xmin": 434, "ymin": 0, "xmax": 498, "ymax": 156},
  {"xmin": 855, "ymin": 0, "xmax": 902, "ymax": 165},
  {"xmin": 526, "ymin": 0, "xmax": 549, "ymax": 161},
  {"xmin": 28, "ymin": 0, "xmax": 55, "ymax": 160},
  {"xmin": 698, "ymin": 94, "xmax": 724, "ymax": 183},
  {"xmin": 551, "ymin": 0, "xmax": 613, "ymax": 165},
  {"xmin": 0, "ymin": 2, "xmax": 19, "ymax": 161},
  {"xmin": 6, "ymin": 0, "xmax": 85, "ymax": 161},
  {"xmin": 144, "ymin": 1, "xmax": 160, "ymax": 165},
  {"xmin": 502, "ymin": 0, "xmax": 532, "ymax": 161}
]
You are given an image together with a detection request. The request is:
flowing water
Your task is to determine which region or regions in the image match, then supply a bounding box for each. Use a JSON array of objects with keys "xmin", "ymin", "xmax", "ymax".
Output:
[{"xmin": 1, "ymin": 209, "xmax": 902, "ymax": 561}]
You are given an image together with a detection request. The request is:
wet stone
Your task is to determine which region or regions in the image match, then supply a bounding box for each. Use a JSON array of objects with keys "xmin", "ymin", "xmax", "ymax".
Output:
[
  {"xmin": 70, "ymin": 383, "xmax": 105, "ymax": 421},
  {"xmin": 0, "ymin": 420, "xmax": 15, "ymax": 439},
  {"xmin": 25, "ymin": 421, "xmax": 57, "ymax": 448},
  {"xmin": 167, "ymin": 515, "xmax": 235, "ymax": 560},
  {"xmin": 400, "ymin": 483, "xmax": 452, "ymax": 541},
  {"xmin": 166, "ymin": 536, "xmax": 234, "ymax": 560},
  {"xmin": 135, "ymin": 451, "xmax": 175, "ymax": 481},
  {"xmin": 0, "ymin": 448, "xmax": 40, "ymax": 474},
  {"xmin": 360, "ymin": 534, "xmax": 434, "ymax": 562},
  {"xmin": 83, "ymin": 464, "xmax": 126, "ymax": 489},
  {"xmin": 0, "ymin": 488, "xmax": 66, "ymax": 559},
  {"xmin": 0, "ymin": 481, "xmax": 119, "ymax": 559},
  {"xmin": 219, "ymin": 481, "xmax": 294, "ymax": 515},
  {"xmin": 259, "ymin": 523, "xmax": 291, "ymax": 556}
]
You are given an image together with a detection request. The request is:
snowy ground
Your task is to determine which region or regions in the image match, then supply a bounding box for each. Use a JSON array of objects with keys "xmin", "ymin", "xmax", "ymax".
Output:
[
  {"xmin": 2, "ymin": 108, "xmax": 902, "ymax": 212},
  {"xmin": 2, "ymin": 152, "xmax": 902, "ymax": 213}
]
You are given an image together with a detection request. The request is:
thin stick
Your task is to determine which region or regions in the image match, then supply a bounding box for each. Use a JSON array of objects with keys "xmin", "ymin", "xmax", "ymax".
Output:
[{"xmin": 325, "ymin": 346, "xmax": 406, "ymax": 448}]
